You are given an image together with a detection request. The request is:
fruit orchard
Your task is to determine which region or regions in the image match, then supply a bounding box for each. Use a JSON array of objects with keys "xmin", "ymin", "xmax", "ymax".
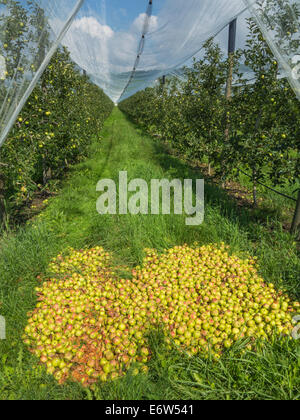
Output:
[
  {"xmin": 0, "ymin": 0, "xmax": 299, "ymax": 402},
  {"xmin": 0, "ymin": 1, "xmax": 113, "ymax": 216},
  {"xmin": 0, "ymin": 47, "xmax": 113, "ymax": 212},
  {"xmin": 119, "ymin": 18, "xmax": 300, "ymax": 227}
]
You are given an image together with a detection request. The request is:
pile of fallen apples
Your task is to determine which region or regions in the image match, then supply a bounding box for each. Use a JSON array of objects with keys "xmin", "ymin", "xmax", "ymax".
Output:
[{"xmin": 23, "ymin": 243, "xmax": 299, "ymax": 387}]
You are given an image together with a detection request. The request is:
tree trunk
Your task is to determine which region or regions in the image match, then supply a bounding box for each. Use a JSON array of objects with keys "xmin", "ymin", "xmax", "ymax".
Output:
[
  {"xmin": 42, "ymin": 161, "xmax": 52, "ymax": 186},
  {"xmin": 253, "ymin": 170, "xmax": 257, "ymax": 207},
  {"xmin": 291, "ymin": 190, "xmax": 300, "ymax": 239}
]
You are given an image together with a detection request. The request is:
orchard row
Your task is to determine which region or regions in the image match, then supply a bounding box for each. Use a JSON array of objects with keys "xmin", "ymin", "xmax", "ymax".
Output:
[
  {"xmin": 119, "ymin": 19, "xmax": 300, "ymax": 213},
  {"xmin": 0, "ymin": 1, "xmax": 113, "ymax": 215},
  {"xmin": 0, "ymin": 48, "xmax": 113, "ymax": 211}
]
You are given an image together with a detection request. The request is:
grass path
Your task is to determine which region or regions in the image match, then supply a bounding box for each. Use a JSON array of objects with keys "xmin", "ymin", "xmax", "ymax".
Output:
[{"xmin": 0, "ymin": 108, "xmax": 299, "ymax": 400}]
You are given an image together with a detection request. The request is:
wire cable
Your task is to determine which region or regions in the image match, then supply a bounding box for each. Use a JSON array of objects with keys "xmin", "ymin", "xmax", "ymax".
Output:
[{"xmin": 237, "ymin": 167, "xmax": 297, "ymax": 202}]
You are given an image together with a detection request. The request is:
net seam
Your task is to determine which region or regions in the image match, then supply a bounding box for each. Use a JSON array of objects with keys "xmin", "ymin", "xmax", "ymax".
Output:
[
  {"xmin": 118, "ymin": 0, "xmax": 153, "ymax": 102},
  {"xmin": 0, "ymin": 0, "xmax": 85, "ymax": 148}
]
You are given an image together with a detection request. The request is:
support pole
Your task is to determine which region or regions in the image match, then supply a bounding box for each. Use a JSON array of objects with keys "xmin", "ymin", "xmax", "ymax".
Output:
[
  {"xmin": 291, "ymin": 190, "xmax": 300, "ymax": 239},
  {"xmin": 225, "ymin": 19, "xmax": 237, "ymax": 141},
  {"xmin": 225, "ymin": 18, "xmax": 237, "ymax": 100},
  {"xmin": 0, "ymin": 174, "xmax": 4, "ymax": 227},
  {"xmin": 161, "ymin": 75, "xmax": 166, "ymax": 107}
]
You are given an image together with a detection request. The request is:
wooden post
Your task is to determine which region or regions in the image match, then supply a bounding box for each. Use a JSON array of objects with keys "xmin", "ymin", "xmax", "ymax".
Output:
[{"xmin": 291, "ymin": 190, "xmax": 300, "ymax": 239}]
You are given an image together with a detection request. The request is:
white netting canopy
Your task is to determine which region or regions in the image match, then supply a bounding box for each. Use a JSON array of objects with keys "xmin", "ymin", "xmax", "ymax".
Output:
[{"xmin": 0, "ymin": 0, "xmax": 299, "ymax": 146}]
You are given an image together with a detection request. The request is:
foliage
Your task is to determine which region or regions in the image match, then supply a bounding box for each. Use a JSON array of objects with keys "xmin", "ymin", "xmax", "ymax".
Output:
[
  {"xmin": 0, "ymin": 0, "xmax": 114, "ymax": 213},
  {"xmin": 119, "ymin": 15, "xmax": 300, "ymax": 205},
  {"xmin": 0, "ymin": 48, "xmax": 113, "ymax": 209}
]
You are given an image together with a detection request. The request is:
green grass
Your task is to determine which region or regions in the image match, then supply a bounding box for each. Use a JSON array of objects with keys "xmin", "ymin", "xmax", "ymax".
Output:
[
  {"xmin": 0, "ymin": 108, "xmax": 299, "ymax": 400},
  {"xmin": 236, "ymin": 168, "xmax": 300, "ymax": 226}
]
